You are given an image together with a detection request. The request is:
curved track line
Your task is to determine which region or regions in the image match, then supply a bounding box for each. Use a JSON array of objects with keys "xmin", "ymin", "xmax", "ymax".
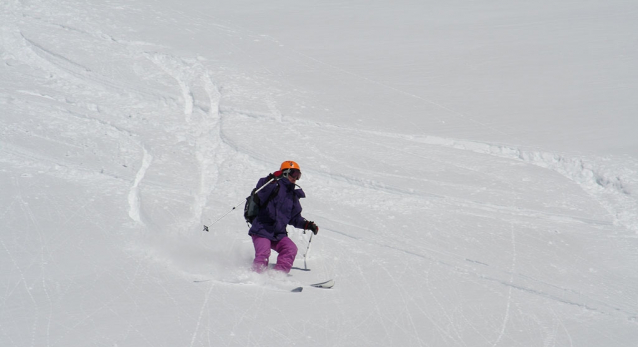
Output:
[{"xmin": 128, "ymin": 146, "xmax": 153, "ymax": 224}]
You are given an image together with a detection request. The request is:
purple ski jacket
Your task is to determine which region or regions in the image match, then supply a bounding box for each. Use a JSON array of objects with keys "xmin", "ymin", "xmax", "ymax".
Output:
[{"xmin": 248, "ymin": 176, "xmax": 307, "ymax": 242}]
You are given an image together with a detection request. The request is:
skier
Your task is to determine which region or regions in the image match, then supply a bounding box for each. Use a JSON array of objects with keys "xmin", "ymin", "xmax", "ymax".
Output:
[{"xmin": 248, "ymin": 161, "xmax": 319, "ymax": 274}]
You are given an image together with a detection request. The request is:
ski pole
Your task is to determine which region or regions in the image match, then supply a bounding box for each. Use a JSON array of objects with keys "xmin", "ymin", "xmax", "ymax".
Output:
[
  {"xmin": 203, "ymin": 177, "xmax": 275, "ymax": 232},
  {"xmin": 303, "ymin": 232, "xmax": 313, "ymax": 270},
  {"xmin": 203, "ymin": 200, "xmax": 245, "ymax": 232}
]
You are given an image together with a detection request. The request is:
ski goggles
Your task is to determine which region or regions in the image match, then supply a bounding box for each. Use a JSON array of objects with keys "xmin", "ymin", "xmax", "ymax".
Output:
[{"xmin": 288, "ymin": 169, "xmax": 302, "ymax": 180}]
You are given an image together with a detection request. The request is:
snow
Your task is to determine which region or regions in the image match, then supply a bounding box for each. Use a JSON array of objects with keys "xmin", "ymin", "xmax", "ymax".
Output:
[{"xmin": 2, "ymin": 0, "xmax": 638, "ymax": 346}]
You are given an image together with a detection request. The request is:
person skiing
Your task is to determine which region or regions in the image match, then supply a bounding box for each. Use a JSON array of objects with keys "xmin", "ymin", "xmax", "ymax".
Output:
[{"xmin": 248, "ymin": 161, "xmax": 319, "ymax": 274}]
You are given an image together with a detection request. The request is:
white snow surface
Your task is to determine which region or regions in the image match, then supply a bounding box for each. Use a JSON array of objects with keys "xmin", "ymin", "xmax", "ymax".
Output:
[{"xmin": 2, "ymin": 0, "xmax": 638, "ymax": 346}]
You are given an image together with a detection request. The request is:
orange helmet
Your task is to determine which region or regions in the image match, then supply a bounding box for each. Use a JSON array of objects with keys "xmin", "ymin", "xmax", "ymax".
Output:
[{"xmin": 280, "ymin": 161, "xmax": 300, "ymax": 171}]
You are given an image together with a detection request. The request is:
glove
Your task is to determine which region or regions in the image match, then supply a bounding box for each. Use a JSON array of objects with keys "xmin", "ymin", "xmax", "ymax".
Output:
[
  {"xmin": 268, "ymin": 171, "xmax": 283, "ymax": 181},
  {"xmin": 304, "ymin": 221, "xmax": 319, "ymax": 235}
]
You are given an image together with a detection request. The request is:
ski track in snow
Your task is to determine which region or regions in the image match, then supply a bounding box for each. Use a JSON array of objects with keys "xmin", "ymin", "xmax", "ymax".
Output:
[
  {"xmin": 2, "ymin": 4, "xmax": 242, "ymax": 233},
  {"xmin": 128, "ymin": 146, "xmax": 153, "ymax": 224},
  {"xmin": 493, "ymin": 224, "xmax": 516, "ymax": 346},
  {"xmin": 144, "ymin": 52, "xmax": 242, "ymax": 231},
  {"xmin": 356, "ymin": 123, "xmax": 636, "ymax": 233},
  {"xmin": 339, "ymin": 122, "xmax": 638, "ymax": 232},
  {"xmin": 398, "ymin": 133, "xmax": 638, "ymax": 233}
]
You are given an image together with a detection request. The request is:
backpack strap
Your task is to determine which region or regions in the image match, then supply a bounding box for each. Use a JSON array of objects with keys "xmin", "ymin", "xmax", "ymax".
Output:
[
  {"xmin": 244, "ymin": 180, "xmax": 280, "ymax": 225},
  {"xmin": 259, "ymin": 181, "xmax": 280, "ymax": 206}
]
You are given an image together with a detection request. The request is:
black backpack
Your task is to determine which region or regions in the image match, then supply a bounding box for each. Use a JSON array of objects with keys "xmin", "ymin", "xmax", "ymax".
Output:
[{"xmin": 244, "ymin": 181, "xmax": 280, "ymax": 224}]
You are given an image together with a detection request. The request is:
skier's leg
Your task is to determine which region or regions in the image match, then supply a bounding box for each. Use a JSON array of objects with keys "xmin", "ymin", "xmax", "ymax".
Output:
[
  {"xmin": 272, "ymin": 236, "xmax": 298, "ymax": 273},
  {"xmin": 251, "ymin": 235, "xmax": 271, "ymax": 273}
]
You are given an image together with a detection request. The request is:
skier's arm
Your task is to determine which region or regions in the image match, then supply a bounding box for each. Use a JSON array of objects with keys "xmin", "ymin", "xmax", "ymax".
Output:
[
  {"xmin": 290, "ymin": 213, "xmax": 307, "ymax": 229},
  {"xmin": 289, "ymin": 189, "xmax": 307, "ymax": 229},
  {"xmin": 290, "ymin": 213, "xmax": 319, "ymax": 235},
  {"xmin": 292, "ymin": 217, "xmax": 318, "ymax": 235}
]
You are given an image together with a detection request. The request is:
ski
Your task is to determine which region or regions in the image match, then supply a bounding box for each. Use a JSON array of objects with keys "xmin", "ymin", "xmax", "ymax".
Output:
[
  {"xmin": 310, "ymin": 279, "xmax": 335, "ymax": 289},
  {"xmin": 194, "ymin": 277, "xmax": 334, "ymax": 292},
  {"xmin": 290, "ymin": 279, "xmax": 335, "ymax": 292}
]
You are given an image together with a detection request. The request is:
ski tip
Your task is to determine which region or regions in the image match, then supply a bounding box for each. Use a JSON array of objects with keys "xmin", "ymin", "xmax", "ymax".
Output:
[
  {"xmin": 291, "ymin": 287, "xmax": 304, "ymax": 292},
  {"xmin": 310, "ymin": 279, "xmax": 335, "ymax": 289}
]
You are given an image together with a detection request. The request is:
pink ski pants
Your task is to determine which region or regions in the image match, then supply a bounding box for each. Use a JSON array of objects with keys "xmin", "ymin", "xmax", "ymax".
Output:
[{"xmin": 251, "ymin": 235, "xmax": 298, "ymax": 273}]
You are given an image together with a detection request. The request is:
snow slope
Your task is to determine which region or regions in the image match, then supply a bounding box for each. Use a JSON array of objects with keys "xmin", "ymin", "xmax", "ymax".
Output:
[{"xmin": 2, "ymin": 0, "xmax": 637, "ymax": 346}]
